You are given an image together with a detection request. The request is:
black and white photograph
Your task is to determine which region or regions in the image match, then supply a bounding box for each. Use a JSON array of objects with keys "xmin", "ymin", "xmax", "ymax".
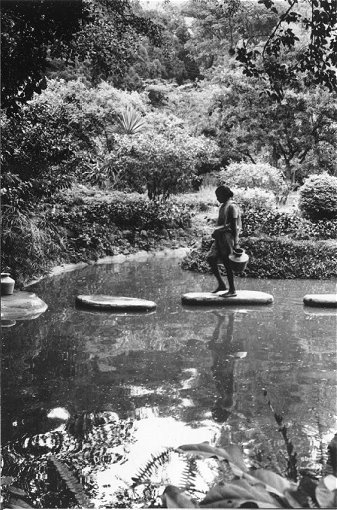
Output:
[{"xmin": 1, "ymin": 0, "xmax": 337, "ymax": 507}]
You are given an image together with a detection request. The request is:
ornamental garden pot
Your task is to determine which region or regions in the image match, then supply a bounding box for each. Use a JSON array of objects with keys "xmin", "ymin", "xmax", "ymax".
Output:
[
  {"xmin": 228, "ymin": 248, "xmax": 249, "ymax": 273},
  {"xmin": 1, "ymin": 273, "xmax": 15, "ymax": 295}
]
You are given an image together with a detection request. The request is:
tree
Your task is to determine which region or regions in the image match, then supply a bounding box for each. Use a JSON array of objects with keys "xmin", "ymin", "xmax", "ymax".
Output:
[
  {"xmin": 1, "ymin": 0, "xmax": 83, "ymax": 114},
  {"xmin": 73, "ymin": 0, "xmax": 162, "ymax": 87},
  {"xmin": 182, "ymin": 0, "xmax": 278, "ymax": 70},
  {"xmin": 210, "ymin": 71, "xmax": 337, "ymax": 182},
  {"xmin": 125, "ymin": 3, "xmax": 201, "ymax": 85},
  {"xmin": 1, "ymin": 0, "xmax": 162, "ymax": 113},
  {"xmin": 236, "ymin": 0, "xmax": 337, "ymax": 100}
]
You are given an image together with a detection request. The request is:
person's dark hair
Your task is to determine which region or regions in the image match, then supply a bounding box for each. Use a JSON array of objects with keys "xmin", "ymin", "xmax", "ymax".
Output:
[{"xmin": 215, "ymin": 185, "xmax": 234, "ymax": 199}]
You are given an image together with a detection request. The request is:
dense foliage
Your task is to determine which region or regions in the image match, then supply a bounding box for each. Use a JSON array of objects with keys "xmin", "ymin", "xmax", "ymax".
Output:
[
  {"xmin": 241, "ymin": 206, "xmax": 337, "ymax": 240},
  {"xmin": 299, "ymin": 173, "xmax": 337, "ymax": 221},
  {"xmin": 219, "ymin": 162, "xmax": 288, "ymax": 197},
  {"xmin": 159, "ymin": 440, "xmax": 337, "ymax": 508},
  {"xmin": 1, "ymin": 0, "xmax": 337, "ymax": 285},
  {"xmin": 233, "ymin": 187, "xmax": 276, "ymax": 211},
  {"xmin": 236, "ymin": 0, "xmax": 337, "ymax": 99},
  {"xmin": 1, "ymin": 191, "xmax": 193, "ymax": 283},
  {"xmin": 0, "ymin": 0, "xmax": 161, "ymax": 114},
  {"xmin": 182, "ymin": 235, "xmax": 337, "ymax": 280},
  {"xmin": 209, "ymin": 75, "xmax": 337, "ymax": 180},
  {"xmin": 100, "ymin": 131, "xmax": 219, "ymax": 199},
  {"xmin": 0, "ymin": 0, "xmax": 82, "ymax": 114}
]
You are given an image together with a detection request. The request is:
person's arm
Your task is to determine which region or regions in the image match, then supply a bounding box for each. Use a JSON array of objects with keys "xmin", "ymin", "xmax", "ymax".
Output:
[
  {"xmin": 229, "ymin": 204, "xmax": 240, "ymax": 247},
  {"xmin": 232, "ymin": 219, "xmax": 240, "ymax": 247},
  {"xmin": 212, "ymin": 205, "xmax": 225, "ymax": 238}
]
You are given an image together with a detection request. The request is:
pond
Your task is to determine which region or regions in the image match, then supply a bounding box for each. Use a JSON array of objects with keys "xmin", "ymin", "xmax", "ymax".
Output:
[{"xmin": 2, "ymin": 253, "xmax": 337, "ymax": 507}]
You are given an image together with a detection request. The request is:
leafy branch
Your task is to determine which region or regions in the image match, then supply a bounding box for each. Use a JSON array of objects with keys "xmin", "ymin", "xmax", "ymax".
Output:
[{"xmin": 236, "ymin": 0, "xmax": 337, "ymax": 100}]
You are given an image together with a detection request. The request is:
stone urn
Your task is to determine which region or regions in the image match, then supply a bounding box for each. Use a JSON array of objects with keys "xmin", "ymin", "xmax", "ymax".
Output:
[
  {"xmin": 1, "ymin": 273, "xmax": 15, "ymax": 295},
  {"xmin": 228, "ymin": 248, "xmax": 249, "ymax": 273}
]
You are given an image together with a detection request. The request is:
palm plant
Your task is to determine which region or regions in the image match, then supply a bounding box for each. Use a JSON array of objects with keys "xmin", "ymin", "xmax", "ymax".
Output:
[{"xmin": 107, "ymin": 106, "xmax": 147, "ymax": 137}]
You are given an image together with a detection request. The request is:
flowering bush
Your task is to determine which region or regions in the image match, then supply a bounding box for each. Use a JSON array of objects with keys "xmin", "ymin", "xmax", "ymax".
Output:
[
  {"xmin": 299, "ymin": 173, "xmax": 337, "ymax": 221},
  {"xmin": 219, "ymin": 162, "xmax": 288, "ymax": 198}
]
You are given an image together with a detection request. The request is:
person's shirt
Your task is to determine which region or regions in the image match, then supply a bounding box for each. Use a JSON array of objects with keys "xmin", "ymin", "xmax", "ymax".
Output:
[{"xmin": 217, "ymin": 200, "xmax": 241, "ymax": 233}]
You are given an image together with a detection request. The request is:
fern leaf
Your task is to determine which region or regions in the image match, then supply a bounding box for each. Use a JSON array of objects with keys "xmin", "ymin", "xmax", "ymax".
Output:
[
  {"xmin": 180, "ymin": 457, "xmax": 198, "ymax": 494},
  {"xmin": 131, "ymin": 447, "xmax": 175, "ymax": 487},
  {"xmin": 326, "ymin": 433, "xmax": 337, "ymax": 477},
  {"xmin": 49, "ymin": 456, "xmax": 92, "ymax": 508}
]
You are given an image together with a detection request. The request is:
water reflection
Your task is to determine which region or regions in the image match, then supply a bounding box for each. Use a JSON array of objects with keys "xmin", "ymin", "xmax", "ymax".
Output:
[
  {"xmin": 1, "ymin": 256, "xmax": 337, "ymax": 507},
  {"xmin": 208, "ymin": 312, "xmax": 244, "ymax": 423}
]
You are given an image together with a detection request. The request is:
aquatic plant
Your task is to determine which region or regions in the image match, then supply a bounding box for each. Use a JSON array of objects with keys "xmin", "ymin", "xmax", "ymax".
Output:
[
  {"xmin": 159, "ymin": 435, "xmax": 337, "ymax": 508},
  {"xmin": 263, "ymin": 389, "xmax": 298, "ymax": 482}
]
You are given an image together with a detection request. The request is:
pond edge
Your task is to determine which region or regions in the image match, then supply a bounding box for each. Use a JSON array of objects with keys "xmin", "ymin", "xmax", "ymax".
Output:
[{"xmin": 24, "ymin": 247, "xmax": 191, "ymax": 288}]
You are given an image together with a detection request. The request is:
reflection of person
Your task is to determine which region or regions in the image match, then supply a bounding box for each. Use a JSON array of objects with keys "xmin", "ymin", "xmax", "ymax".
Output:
[
  {"xmin": 207, "ymin": 186, "xmax": 241, "ymax": 296},
  {"xmin": 208, "ymin": 312, "xmax": 241, "ymax": 423}
]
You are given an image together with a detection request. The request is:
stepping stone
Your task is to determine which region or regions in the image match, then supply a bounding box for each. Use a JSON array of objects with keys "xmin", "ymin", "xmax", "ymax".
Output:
[
  {"xmin": 76, "ymin": 295, "xmax": 157, "ymax": 312},
  {"xmin": 1, "ymin": 291, "xmax": 48, "ymax": 321},
  {"xmin": 182, "ymin": 290, "xmax": 273, "ymax": 306},
  {"xmin": 303, "ymin": 294, "xmax": 337, "ymax": 308}
]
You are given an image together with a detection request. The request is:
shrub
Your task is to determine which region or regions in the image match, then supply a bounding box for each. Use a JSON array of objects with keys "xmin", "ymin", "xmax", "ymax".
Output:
[
  {"xmin": 239, "ymin": 206, "xmax": 337, "ymax": 240},
  {"xmin": 50, "ymin": 195, "xmax": 192, "ymax": 236},
  {"xmin": 242, "ymin": 238, "xmax": 337, "ymax": 279},
  {"xmin": 182, "ymin": 236, "xmax": 337, "ymax": 279},
  {"xmin": 2, "ymin": 194, "xmax": 193, "ymax": 284},
  {"xmin": 1, "ymin": 78, "xmax": 152, "ymax": 205},
  {"xmin": 100, "ymin": 132, "xmax": 219, "ymax": 200},
  {"xmin": 299, "ymin": 173, "xmax": 337, "ymax": 221},
  {"xmin": 219, "ymin": 162, "xmax": 288, "ymax": 198},
  {"xmin": 1, "ymin": 206, "xmax": 63, "ymax": 284},
  {"xmin": 240, "ymin": 208, "xmax": 301, "ymax": 237},
  {"xmin": 233, "ymin": 187, "xmax": 276, "ymax": 211},
  {"xmin": 293, "ymin": 218, "xmax": 337, "ymax": 240},
  {"xmin": 147, "ymin": 84, "xmax": 168, "ymax": 106}
]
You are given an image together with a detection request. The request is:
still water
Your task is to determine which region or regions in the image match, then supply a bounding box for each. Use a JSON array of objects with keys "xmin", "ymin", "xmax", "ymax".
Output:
[{"xmin": 2, "ymin": 254, "xmax": 337, "ymax": 507}]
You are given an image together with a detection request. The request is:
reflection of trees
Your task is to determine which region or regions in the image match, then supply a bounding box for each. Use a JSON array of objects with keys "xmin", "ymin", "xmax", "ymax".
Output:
[{"xmin": 3, "ymin": 259, "xmax": 336, "ymax": 476}]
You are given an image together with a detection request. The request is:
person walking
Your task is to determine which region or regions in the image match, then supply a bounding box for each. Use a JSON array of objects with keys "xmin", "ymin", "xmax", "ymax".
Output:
[{"xmin": 207, "ymin": 185, "xmax": 241, "ymax": 296}]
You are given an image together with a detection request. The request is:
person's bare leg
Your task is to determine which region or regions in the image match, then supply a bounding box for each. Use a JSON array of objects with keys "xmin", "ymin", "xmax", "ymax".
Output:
[
  {"xmin": 221, "ymin": 258, "xmax": 236, "ymax": 296},
  {"xmin": 207, "ymin": 256, "xmax": 227, "ymax": 293}
]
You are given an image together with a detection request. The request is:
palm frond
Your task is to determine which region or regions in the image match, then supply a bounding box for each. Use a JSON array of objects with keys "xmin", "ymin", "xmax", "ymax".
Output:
[{"xmin": 112, "ymin": 106, "xmax": 147, "ymax": 135}]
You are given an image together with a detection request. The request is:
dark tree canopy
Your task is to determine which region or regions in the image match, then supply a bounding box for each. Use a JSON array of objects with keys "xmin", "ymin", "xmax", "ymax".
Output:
[
  {"xmin": 235, "ymin": 0, "xmax": 337, "ymax": 100},
  {"xmin": 1, "ymin": 0, "xmax": 83, "ymax": 113},
  {"xmin": 1, "ymin": 0, "xmax": 162, "ymax": 113}
]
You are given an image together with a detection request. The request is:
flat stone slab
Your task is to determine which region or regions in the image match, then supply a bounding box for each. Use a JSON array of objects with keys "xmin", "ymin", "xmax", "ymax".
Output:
[
  {"xmin": 182, "ymin": 290, "xmax": 274, "ymax": 306},
  {"xmin": 1, "ymin": 291, "xmax": 48, "ymax": 321},
  {"xmin": 76, "ymin": 295, "xmax": 157, "ymax": 312},
  {"xmin": 303, "ymin": 294, "xmax": 337, "ymax": 308}
]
